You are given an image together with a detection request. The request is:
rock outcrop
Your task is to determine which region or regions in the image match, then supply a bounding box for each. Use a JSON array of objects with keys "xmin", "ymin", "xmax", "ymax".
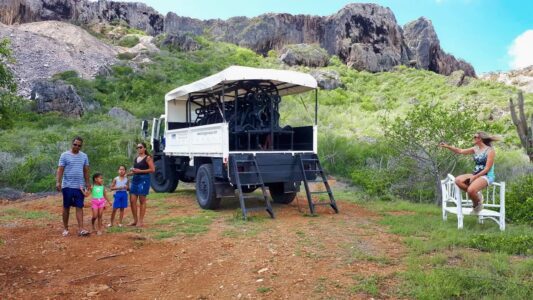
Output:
[
  {"xmin": 311, "ymin": 70, "xmax": 342, "ymax": 90},
  {"xmin": 1, "ymin": 0, "xmax": 476, "ymax": 75},
  {"xmin": 279, "ymin": 44, "xmax": 329, "ymax": 68},
  {"xmin": 480, "ymin": 65, "xmax": 533, "ymax": 93},
  {"xmin": 30, "ymin": 79, "xmax": 85, "ymax": 117},
  {"xmin": 403, "ymin": 17, "xmax": 475, "ymax": 76},
  {"xmin": 159, "ymin": 33, "xmax": 202, "ymax": 52},
  {"xmin": 108, "ymin": 107, "xmax": 135, "ymax": 122},
  {"xmin": 166, "ymin": 4, "xmax": 476, "ymax": 75},
  {"xmin": 0, "ymin": 0, "xmax": 163, "ymax": 35},
  {"xmin": 0, "ymin": 21, "xmax": 118, "ymax": 97}
]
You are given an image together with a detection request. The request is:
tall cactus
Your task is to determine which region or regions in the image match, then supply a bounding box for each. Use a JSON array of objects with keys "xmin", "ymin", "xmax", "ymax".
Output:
[{"xmin": 509, "ymin": 91, "xmax": 533, "ymax": 162}]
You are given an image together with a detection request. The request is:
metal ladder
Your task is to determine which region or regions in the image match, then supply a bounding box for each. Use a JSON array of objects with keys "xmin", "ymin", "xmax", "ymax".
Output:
[
  {"xmin": 231, "ymin": 156, "xmax": 275, "ymax": 220},
  {"xmin": 298, "ymin": 154, "xmax": 339, "ymax": 215}
]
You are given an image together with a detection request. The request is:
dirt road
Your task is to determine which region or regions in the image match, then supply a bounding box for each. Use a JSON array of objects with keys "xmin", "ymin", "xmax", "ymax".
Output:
[{"xmin": 0, "ymin": 189, "xmax": 406, "ymax": 299}]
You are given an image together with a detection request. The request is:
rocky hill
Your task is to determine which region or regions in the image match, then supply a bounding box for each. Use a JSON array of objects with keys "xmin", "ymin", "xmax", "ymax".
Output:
[
  {"xmin": 481, "ymin": 65, "xmax": 533, "ymax": 94},
  {"xmin": 0, "ymin": 0, "xmax": 475, "ymax": 76},
  {"xmin": 0, "ymin": 20, "xmax": 118, "ymax": 97}
]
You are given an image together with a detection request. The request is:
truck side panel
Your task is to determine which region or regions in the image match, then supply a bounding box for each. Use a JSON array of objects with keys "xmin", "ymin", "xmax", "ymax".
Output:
[{"xmin": 164, "ymin": 123, "xmax": 229, "ymax": 158}]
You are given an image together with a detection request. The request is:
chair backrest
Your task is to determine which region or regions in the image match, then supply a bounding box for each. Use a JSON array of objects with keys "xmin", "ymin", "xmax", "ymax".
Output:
[{"xmin": 441, "ymin": 174, "xmax": 460, "ymax": 206}]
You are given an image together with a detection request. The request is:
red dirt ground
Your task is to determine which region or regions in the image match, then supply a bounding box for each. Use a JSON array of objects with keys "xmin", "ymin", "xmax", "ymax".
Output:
[{"xmin": 0, "ymin": 190, "xmax": 406, "ymax": 299}]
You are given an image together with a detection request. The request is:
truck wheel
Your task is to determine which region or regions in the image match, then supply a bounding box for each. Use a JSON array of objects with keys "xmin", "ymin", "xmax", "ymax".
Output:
[
  {"xmin": 195, "ymin": 164, "xmax": 221, "ymax": 209},
  {"xmin": 151, "ymin": 159, "xmax": 179, "ymax": 193},
  {"xmin": 268, "ymin": 183, "xmax": 296, "ymax": 204}
]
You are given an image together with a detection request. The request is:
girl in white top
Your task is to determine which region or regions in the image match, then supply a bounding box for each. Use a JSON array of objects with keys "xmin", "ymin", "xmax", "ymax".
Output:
[{"xmin": 108, "ymin": 166, "xmax": 129, "ymax": 227}]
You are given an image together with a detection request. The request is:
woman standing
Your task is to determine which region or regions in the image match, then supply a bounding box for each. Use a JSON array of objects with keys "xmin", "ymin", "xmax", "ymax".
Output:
[
  {"xmin": 439, "ymin": 132, "xmax": 500, "ymax": 214},
  {"xmin": 128, "ymin": 142, "xmax": 155, "ymax": 227}
]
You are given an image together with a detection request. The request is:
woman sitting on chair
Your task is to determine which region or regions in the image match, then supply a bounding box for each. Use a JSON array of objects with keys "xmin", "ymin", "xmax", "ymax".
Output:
[{"xmin": 439, "ymin": 132, "xmax": 500, "ymax": 214}]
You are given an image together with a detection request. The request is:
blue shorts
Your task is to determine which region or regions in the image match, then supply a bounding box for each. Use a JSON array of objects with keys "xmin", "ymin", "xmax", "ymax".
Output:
[
  {"xmin": 113, "ymin": 191, "xmax": 129, "ymax": 209},
  {"xmin": 62, "ymin": 188, "xmax": 84, "ymax": 208},
  {"xmin": 130, "ymin": 174, "xmax": 150, "ymax": 196}
]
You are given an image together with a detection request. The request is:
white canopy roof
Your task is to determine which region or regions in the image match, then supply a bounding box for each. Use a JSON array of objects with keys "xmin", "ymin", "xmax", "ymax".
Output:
[{"xmin": 165, "ymin": 66, "xmax": 317, "ymax": 101}]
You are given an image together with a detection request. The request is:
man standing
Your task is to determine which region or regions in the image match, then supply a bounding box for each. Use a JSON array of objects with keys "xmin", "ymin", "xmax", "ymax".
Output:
[{"xmin": 56, "ymin": 136, "xmax": 90, "ymax": 236}]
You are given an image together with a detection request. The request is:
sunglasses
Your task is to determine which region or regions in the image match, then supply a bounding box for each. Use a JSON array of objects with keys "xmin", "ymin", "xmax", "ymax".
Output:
[{"xmin": 72, "ymin": 143, "xmax": 82, "ymax": 148}]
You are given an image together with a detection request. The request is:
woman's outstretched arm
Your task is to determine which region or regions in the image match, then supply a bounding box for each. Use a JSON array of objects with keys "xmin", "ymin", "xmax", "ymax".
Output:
[{"xmin": 439, "ymin": 142, "xmax": 475, "ymax": 155}]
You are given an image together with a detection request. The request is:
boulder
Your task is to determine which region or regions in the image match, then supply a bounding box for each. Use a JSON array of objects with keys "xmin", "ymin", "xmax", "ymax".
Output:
[
  {"xmin": 280, "ymin": 44, "xmax": 329, "ymax": 68},
  {"xmin": 159, "ymin": 33, "xmax": 201, "ymax": 52},
  {"xmin": 310, "ymin": 70, "xmax": 342, "ymax": 90},
  {"xmin": 108, "ymin": 107, "xmax": 135, "ymax": 122},
  {"xmin": 30, "ymin": 79, "xmax": 84, "ymax": 117},
  {"xmin": 0, "ymin": 188, "xmax": 24, "ymax": 201},
  {"xmin": 447, "ymin": 70, "xmax": 466, "ymax": 87}
]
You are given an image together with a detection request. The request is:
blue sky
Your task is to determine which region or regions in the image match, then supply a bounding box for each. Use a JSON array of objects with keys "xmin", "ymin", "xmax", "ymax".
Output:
[{"xmin": 125, "ymin": 0, "xmax": 533, "ymax": 73}]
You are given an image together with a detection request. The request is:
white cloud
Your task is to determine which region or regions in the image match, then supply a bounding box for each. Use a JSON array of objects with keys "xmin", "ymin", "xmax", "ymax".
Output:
[{"xmin": 508, "ymin": 29, "xmax": 533, "ymax": 70}]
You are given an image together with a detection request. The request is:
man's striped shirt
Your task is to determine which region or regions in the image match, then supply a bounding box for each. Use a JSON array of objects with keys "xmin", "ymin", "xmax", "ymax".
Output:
[{"xmin": 58, "ymin": 151, "xmax": 89, "ymax": 189}]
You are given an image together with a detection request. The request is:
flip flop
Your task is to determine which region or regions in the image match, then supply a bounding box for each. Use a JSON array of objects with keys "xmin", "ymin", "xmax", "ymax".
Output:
[
  {"xmin": 78, "ymin": 229, "xmax": 90, "ymax": 236},
  {"xmin": 62, "ymin": 229, "xmax": 69, "ymax": 237}
]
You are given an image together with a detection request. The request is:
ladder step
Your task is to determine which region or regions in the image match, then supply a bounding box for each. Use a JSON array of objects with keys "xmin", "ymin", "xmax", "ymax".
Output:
[
  {"xmin": 245, "ymin": 206, "xmax": 270, "ymax": 212},
  {"xmin": 304, "ymin": 180, "xmax": 326, "ymax": 183},
  {"xmin": 303, "ymin": 169, "xmax": 323, "ymax": 172},
  {"xmin": 310, "ymin": 191, "xmax": 331, "ymax": 194},
  {"xmin": 236, "ymin": 160, "xmax": 256, "ymax": 163},
  {"xmin": 236, "ymin": 171, "xmax": 260, "ymax": 174},
  {"xmin": 312, "ymin": 202, "xmax": 333, "ymax": 206},
  {"xmin": 239, "ymin": 181, "xmax": 263, "ymax": 185}
]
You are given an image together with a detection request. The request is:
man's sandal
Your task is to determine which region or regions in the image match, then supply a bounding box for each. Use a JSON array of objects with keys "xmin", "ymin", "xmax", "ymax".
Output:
[{"xmin": 62, "ymin": 229, "xmax": 69, "ymax": 237}]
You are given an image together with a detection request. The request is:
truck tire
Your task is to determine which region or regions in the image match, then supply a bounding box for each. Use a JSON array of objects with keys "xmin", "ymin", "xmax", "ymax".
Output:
[
  {"xmin": 195, "ymin": 164, "xmax": 221, "ymax": 209},
  {"xmin": 268, "ymin": 183, "xmax": 296, "ymax": 204},
  {"xmin": 151, "ymin": 159, "xmax": 179, "ymax": 193}
]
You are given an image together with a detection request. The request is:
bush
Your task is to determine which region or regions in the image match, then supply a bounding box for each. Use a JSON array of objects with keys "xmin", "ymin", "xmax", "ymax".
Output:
[
  {"xmin": 118, "ymin": 35, "xmax": 140, "ymax": 48},
  {"xmin": 468, "ymin": 233, "xmax": 533, "ymax": 255},
  {"xmin": 117, "ymin": 52, "xmax": 137, "ymax": 60},
  {"xmin": 505, "ymin": 173, "xmax": 533, "ymax": 225}
]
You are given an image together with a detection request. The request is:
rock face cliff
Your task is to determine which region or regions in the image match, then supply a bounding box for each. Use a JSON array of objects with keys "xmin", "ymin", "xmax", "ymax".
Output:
[
  {"xmin": 0, "ymin": 0, "xmax": 163, "ymax": 35},
  {"xmin": 0, "ymin": 0, "xmax": 476, "ymax": 76}
]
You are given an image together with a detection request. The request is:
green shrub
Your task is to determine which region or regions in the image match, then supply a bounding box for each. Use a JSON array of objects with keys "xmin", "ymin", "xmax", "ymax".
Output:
[
  {"xmin": 117, "ymin": 52, "xmax": 137, "ymax": 60},
  {"xmin": 118, "ymin": 35, "xmax": 140, "ymax": 48},
  {"xmin": 505, "ymin": 174, "xmax": 533, "ymax": 225},
  {"xmin": 52, "ymin": 70, "xmax": 79, "ymax": 81},
  {"xmin": 469, "ymin": 233, "xmax": 533, "ymax": 255}
]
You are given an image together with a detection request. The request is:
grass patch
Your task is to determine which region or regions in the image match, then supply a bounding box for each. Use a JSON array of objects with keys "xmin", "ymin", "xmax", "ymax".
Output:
[
  {"xmin": 345, "ymin": 245, "xmax": 392, "ymax": 266},
  {"xmin": 151, "ymin": 210, "xmax": 217, "ymax": 239},
  {"xmin": 106, "ymin": 226, "xmax": 136, "ymax": 234},
  {"xmin": 361, "ymin": 199, "xmax": 533, "ymax": 299},
  {"xmin": 349, "ymin": 275, "xmax": 381, "ymax": 297},
  {"xmin": 0, "ymin": 208, "xmax": 53, "ymax": 221},
  {"xmin": 221, "ymin": 211, "xmax": 267, "ymax": 238},
  {"xmin": 257, "ymin": 287, "xmax": 271, "ymax": 293}
]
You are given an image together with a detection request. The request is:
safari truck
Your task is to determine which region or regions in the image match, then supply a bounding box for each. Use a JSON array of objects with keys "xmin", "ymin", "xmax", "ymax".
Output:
[{"xmin": 147, "ymin": 66, "xmax": 338, "ymax": 219}]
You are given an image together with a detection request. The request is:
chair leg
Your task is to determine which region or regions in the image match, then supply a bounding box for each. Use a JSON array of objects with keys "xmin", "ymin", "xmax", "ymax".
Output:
[{"xmin": 458, "ymin": 216, "xmax": 463, "ymax": 229}]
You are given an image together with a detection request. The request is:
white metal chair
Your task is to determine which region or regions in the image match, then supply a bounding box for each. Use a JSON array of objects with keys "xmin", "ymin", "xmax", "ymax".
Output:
[{"xmin": 441, "ymin": 174, "xmax": 505, "ymax": 231}]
